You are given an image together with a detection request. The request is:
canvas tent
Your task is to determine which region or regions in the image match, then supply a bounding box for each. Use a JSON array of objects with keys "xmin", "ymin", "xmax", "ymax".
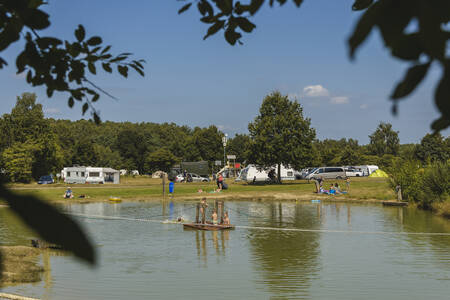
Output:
[{"xmin": 369, "ymin": 169, "xmax": 389, "ymax": 178}]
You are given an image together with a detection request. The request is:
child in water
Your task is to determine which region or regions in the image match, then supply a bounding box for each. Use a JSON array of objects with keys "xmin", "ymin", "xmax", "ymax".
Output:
[
  {"xmin": 223, "ymin": 211, "xmax": 230, "ymax": 225},
  {"xmin": 211, "ymin": 209, "xmax": 218, "ymax": 225}
]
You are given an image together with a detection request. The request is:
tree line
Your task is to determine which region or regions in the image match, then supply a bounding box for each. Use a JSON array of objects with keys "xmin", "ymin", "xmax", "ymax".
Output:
[{"xmin": 0, "ymin": 92, "xmax": 448, "ymax": 183}]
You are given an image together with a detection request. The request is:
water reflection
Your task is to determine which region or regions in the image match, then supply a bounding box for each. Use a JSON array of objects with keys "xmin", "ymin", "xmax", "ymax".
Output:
[
  {"xmin": 248, "ymin": 202, "xmax": 321, "ymax": 298},
  {"xmin": 194, "ymin": 230, "xmax": 229, "ymax": 266}
]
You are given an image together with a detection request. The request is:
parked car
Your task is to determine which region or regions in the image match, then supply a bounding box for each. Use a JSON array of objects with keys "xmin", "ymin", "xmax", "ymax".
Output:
[
  {"xmin": 344, "ymin": 168, "xmax": 363, "ymax": 177},
  {"xmin": 38, "ymin": 175, "xmax": 54, "ymax": 184},
  {"xmin": 175, "ymin": 174, "xmax": 185, "ymax": 182},
  {"xmin": 305, "ymin": 167, "xmax": 346, "ymax": 180},
  {"xmin": 189, "ymin": 173, "xmax": 210, "ymax": 182}
]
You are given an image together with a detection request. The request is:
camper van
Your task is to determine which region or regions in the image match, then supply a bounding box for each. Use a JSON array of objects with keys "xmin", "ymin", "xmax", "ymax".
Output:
[
  {"xmin": 353, "ymin": 165, "xmax": 379, "ymax": 176},
  {"xmin": 238, "ymin": 164, "xmax": 296, "ymax": 183},
  {"xmin": 305, "ymin": 167, "xmax": 346, "ymax": 180}
]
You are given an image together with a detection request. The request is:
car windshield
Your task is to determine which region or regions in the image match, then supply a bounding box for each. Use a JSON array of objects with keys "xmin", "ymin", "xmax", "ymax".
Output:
[
  {"xmin": 40, "ymin": 175, "xmax": 52, "ymax": 180},
  {"xmin": 308, "ymin": 168, "xmax": 318, "ymax": 175}
]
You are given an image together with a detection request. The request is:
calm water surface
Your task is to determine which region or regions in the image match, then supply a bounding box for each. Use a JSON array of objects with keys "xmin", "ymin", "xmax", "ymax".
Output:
[{"xmin": 1, "ymin": 200, "xmax": 450, "ymax": 299}]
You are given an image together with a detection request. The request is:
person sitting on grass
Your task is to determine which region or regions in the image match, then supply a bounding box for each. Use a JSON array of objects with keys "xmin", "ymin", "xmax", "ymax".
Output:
[
  {"xmin": 63, "ymin": 187, "xmax": 73, "ymax": 199},
  {"xmin": 329, "ymin": 184, "xmax": 336, "ymax": 195},
  {"xmin": 334, "ymin": 183, "xmax": 342, "ymax": 194}
]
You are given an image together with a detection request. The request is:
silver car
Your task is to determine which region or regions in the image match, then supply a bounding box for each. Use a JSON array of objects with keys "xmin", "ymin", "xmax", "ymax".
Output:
[
  {"xmin": 188, "ymin": 173, "xmax": 210, "ymax": 182},
  {"xmin": 305, "ymin": 167, "xmax": 346, "ymax": 180}
]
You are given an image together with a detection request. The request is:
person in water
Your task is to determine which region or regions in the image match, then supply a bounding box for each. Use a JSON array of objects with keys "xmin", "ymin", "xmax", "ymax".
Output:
[
  {"xmin": 63, "ymin": 187, "xmax": 73, "ymax": 199},
  {"xmin": 223, "ymin": 211, "xmax": 230, "ymax": 225},
  {"xmin": 211, "ymin": 209, "xmax": 218, "ymax": 225}
]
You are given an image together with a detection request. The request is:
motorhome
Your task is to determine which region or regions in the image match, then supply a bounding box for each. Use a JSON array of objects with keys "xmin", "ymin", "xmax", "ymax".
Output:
[
  {"xmin": 61, "ymin": 166, "xmax": 120, "ymax": 184},
  {"xmin": 238, "ymin": 164, "xmax": 296, "ymax": 183}
]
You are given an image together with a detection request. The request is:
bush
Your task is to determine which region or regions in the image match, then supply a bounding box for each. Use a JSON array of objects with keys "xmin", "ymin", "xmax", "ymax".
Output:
[
  {"xmin": 388, "ymin": 160, "xmax": 450, "ymax": 209},
  {"xmin": 387, "ymin": 159, "xmax": 422, "ymax": 202},
  {"xmin": 417, "ymin": 162, "xmax": 450, "ymax": 208}
]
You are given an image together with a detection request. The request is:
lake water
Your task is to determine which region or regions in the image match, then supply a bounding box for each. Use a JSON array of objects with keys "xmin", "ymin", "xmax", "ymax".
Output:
[{"xmin": 1, "ymin": 200, "xmax": 450, "ymax": 299}]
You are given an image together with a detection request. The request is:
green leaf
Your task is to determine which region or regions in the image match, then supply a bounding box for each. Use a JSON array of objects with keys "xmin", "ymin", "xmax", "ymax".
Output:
[
  {"xmin": 352, "ymin": 0, "xmax": 373, "ymax": 11},
  {"xmin": 82, "ymin": 103, "xmax": 89, "ymax": 114},
  {"xmin": 102, "ymin": 63, "xmax": 112, "ymax": 73},
  {"xmin": 249, "ymin": 0, "xmax": 264, "ymax": 15},
  {"xmin": 101, "ymin": 45, "xmax": 111, "ymax": 54},
  {"xmin": 0, "ymin": 184, "xmax": 96, "ymax": 264},
  {"xmin": 433, "ymin": 67, "xmax": 450, "ymax": 131},
  {"xmin": 92, "ymin": 94, "xmax": 100, "ymax": 102},
  {"xmin": 236, "ymin": 17, "xmax": 256, "ymax": 33},
  {"xmin": 88, "ymin": 62, "xmax": 96, "ymax": 75},
  {"xmin": 130, "ymin": 64, "xmax": 145, "ymax": 76},
  {"xmin": 391, "ymin": 62, "xmax": 431, "ymax": 99},
  {"xmin": 87, "ymin": 36, "xmax": 102, "ymax": 46},
  {"xmin": 68, "ymin": 97, "xmax": 74, "ymax": 107},
  {"xmin": 198, "ymin": 0, "xmax": 214, "ymax": 16},
  {"xmin": 348, "ymin": 2, "xmax": 380, "ymax": 59},
  {"xmin": 75, "ymin": 25, "xmax": 85, "ymax": 42},
  {"xmin": 224, "ymin": 27, "xmax": 242, "ymax": 45},
  {"xmin": 93, "ymin": 112, "xmax": 101, "ymax": 124},
  {"xmin": 203, "ymin": 21, "xmax": 225, "ymax": 40},
  {"xmin": 23, "ymin": 9, "xmax": 50, "ymax": 30},
  {"xmin": 109, "ymin": 56, "xmax": 127, "ymax": 63},
  {"xmin": 178, "ymin": 3, "xmax": 192, "ymax": 14},
  {"xmin": 118, "ymin": 65, "xmax": 128, "ymax": 78}
]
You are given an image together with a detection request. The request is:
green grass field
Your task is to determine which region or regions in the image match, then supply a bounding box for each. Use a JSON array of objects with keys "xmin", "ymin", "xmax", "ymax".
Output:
[{"xmin": 4, "ymin": 176, "xmax": 396, "ymax": 203}]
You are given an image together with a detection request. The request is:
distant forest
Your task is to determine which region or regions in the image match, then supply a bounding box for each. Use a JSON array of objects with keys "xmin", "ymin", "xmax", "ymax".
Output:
[{"xmin": 1, "ymin": 93, "xmax": 448, "ymax": 183}]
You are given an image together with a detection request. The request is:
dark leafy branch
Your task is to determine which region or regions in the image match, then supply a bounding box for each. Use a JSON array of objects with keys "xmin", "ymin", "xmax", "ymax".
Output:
[
  {"xmin": 1, "ymin": 0, "xmax": 145, "ymax": 124},
  {"xmin": 179, "ymin": 0, "xmax": 449, "ymax": 131},
  {"xmin": 178, "ymin": 0, "xmax": 303, "ymax": 45},
  {"xmin": 0, "ymin": 182, "xmax": 96, "ymax": 265}
]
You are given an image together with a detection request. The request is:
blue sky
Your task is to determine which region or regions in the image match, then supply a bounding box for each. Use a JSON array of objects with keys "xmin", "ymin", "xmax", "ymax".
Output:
[{"xmin": 0, "ymin": 0, "xmax": 448, "ymax": 144}]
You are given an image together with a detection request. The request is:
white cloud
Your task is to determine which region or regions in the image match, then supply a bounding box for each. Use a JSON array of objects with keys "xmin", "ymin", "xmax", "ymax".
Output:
[
  {"xmin": 330, "ymin": 96, "xmax": 349, "ymax": 104},
  {"xmin": 359, "ymin": 104, "xmax": 368, "ymax": 109},
  {"xmin": 44, "ymin": 108, "xmax": 61, "ymax": 114},
  {"xmin": 303, "ymin": 85, "xmax": 329, "ymax": 97}
]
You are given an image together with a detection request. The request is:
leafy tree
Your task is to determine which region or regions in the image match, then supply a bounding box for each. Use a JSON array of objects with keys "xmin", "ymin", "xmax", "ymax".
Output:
[
  {"xmin": 115, "ymin": 128, "xmax": 148, "ymax": 173},
  {"xmin": 340, "ymin": 146, "xmax": 361, "ymax": 166},
  {"xmin": 368, "ymin": 122, "xmax": 400, "ymax": 156},
  {"xmin": 179, "ymin": 0, "xmax": 450, "ymax": 131},
  {"xmin": 248, "ymin": 91, "xmax": 315, "ymax": 182},
  {"xmin": 192, "ymin": 125, "xmax": 223, "ymax": 164},
  {"xmin": 93, "ymin": 145, "xmax": 123, "ymax": 170},
  {"xmin": 414, "ymin": 133, "xmax": 449, "ymax": 164},
  {"xmin": 1, "ymin": 142, "xmax": 37, "ymax": 183},
  {"xmin": 145, "ymin": 148, "xmax": 179, "ymax": 173},
  {"xmin": 227, "ymin": 134, "xmax": 251, "ymax": 163}
]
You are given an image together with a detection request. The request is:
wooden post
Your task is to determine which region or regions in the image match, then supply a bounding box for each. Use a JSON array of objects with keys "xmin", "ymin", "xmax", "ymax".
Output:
[
  {"xmin": 196, "ymin": 203, "xmax": 200, "ymax": 224},
  {"xmin": 215, "ymin": 200, "xmax": 218, "ymax": 214},
  {"xmin": 162, "ymin": 175, "xmax": 166, "ymax": 199},
  {"xmin": 220, "ymin": 201, "xmax": 224, "ymax": 224},
  {"xmin": 201, "ymin": 203, "xmax": 206, "ymax": 224}
]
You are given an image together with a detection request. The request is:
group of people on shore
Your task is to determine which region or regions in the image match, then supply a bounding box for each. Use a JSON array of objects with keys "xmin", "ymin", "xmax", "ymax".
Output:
[{"xmin": 315, "ymin": 177, "xmax": 350, "ymax": 195}]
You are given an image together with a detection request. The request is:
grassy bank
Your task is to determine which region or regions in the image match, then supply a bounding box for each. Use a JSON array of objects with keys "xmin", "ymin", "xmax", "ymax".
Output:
[
  {"xmin": 0, "ymin": 246, "xmax": 43, "ymax": 286},
  {"xmin": 4, "ymin": 177, "xmax": 396, "ymax": 204}
]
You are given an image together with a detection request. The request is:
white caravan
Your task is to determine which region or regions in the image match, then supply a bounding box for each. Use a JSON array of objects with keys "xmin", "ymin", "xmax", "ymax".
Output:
[
  {"xmin": 353, "ymin": 165, "xmax": 379, "ymax": 176},
  {"xmin": 238, "ymin": 164, "xmax": 296, "ymax": 183}
]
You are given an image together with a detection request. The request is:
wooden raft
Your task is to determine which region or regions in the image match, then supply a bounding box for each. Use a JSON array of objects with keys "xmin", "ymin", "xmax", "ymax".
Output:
[
  {"xmin": 382, "ymin": 201, "xmax": 408, "ymax": 207},
  {"xmin": 183, "ymin": 223, "xmax": 235, "ymax": 231},
  {"xmin": 183, "ymin": 200, "xmax": 234, "ymax": 231}
]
